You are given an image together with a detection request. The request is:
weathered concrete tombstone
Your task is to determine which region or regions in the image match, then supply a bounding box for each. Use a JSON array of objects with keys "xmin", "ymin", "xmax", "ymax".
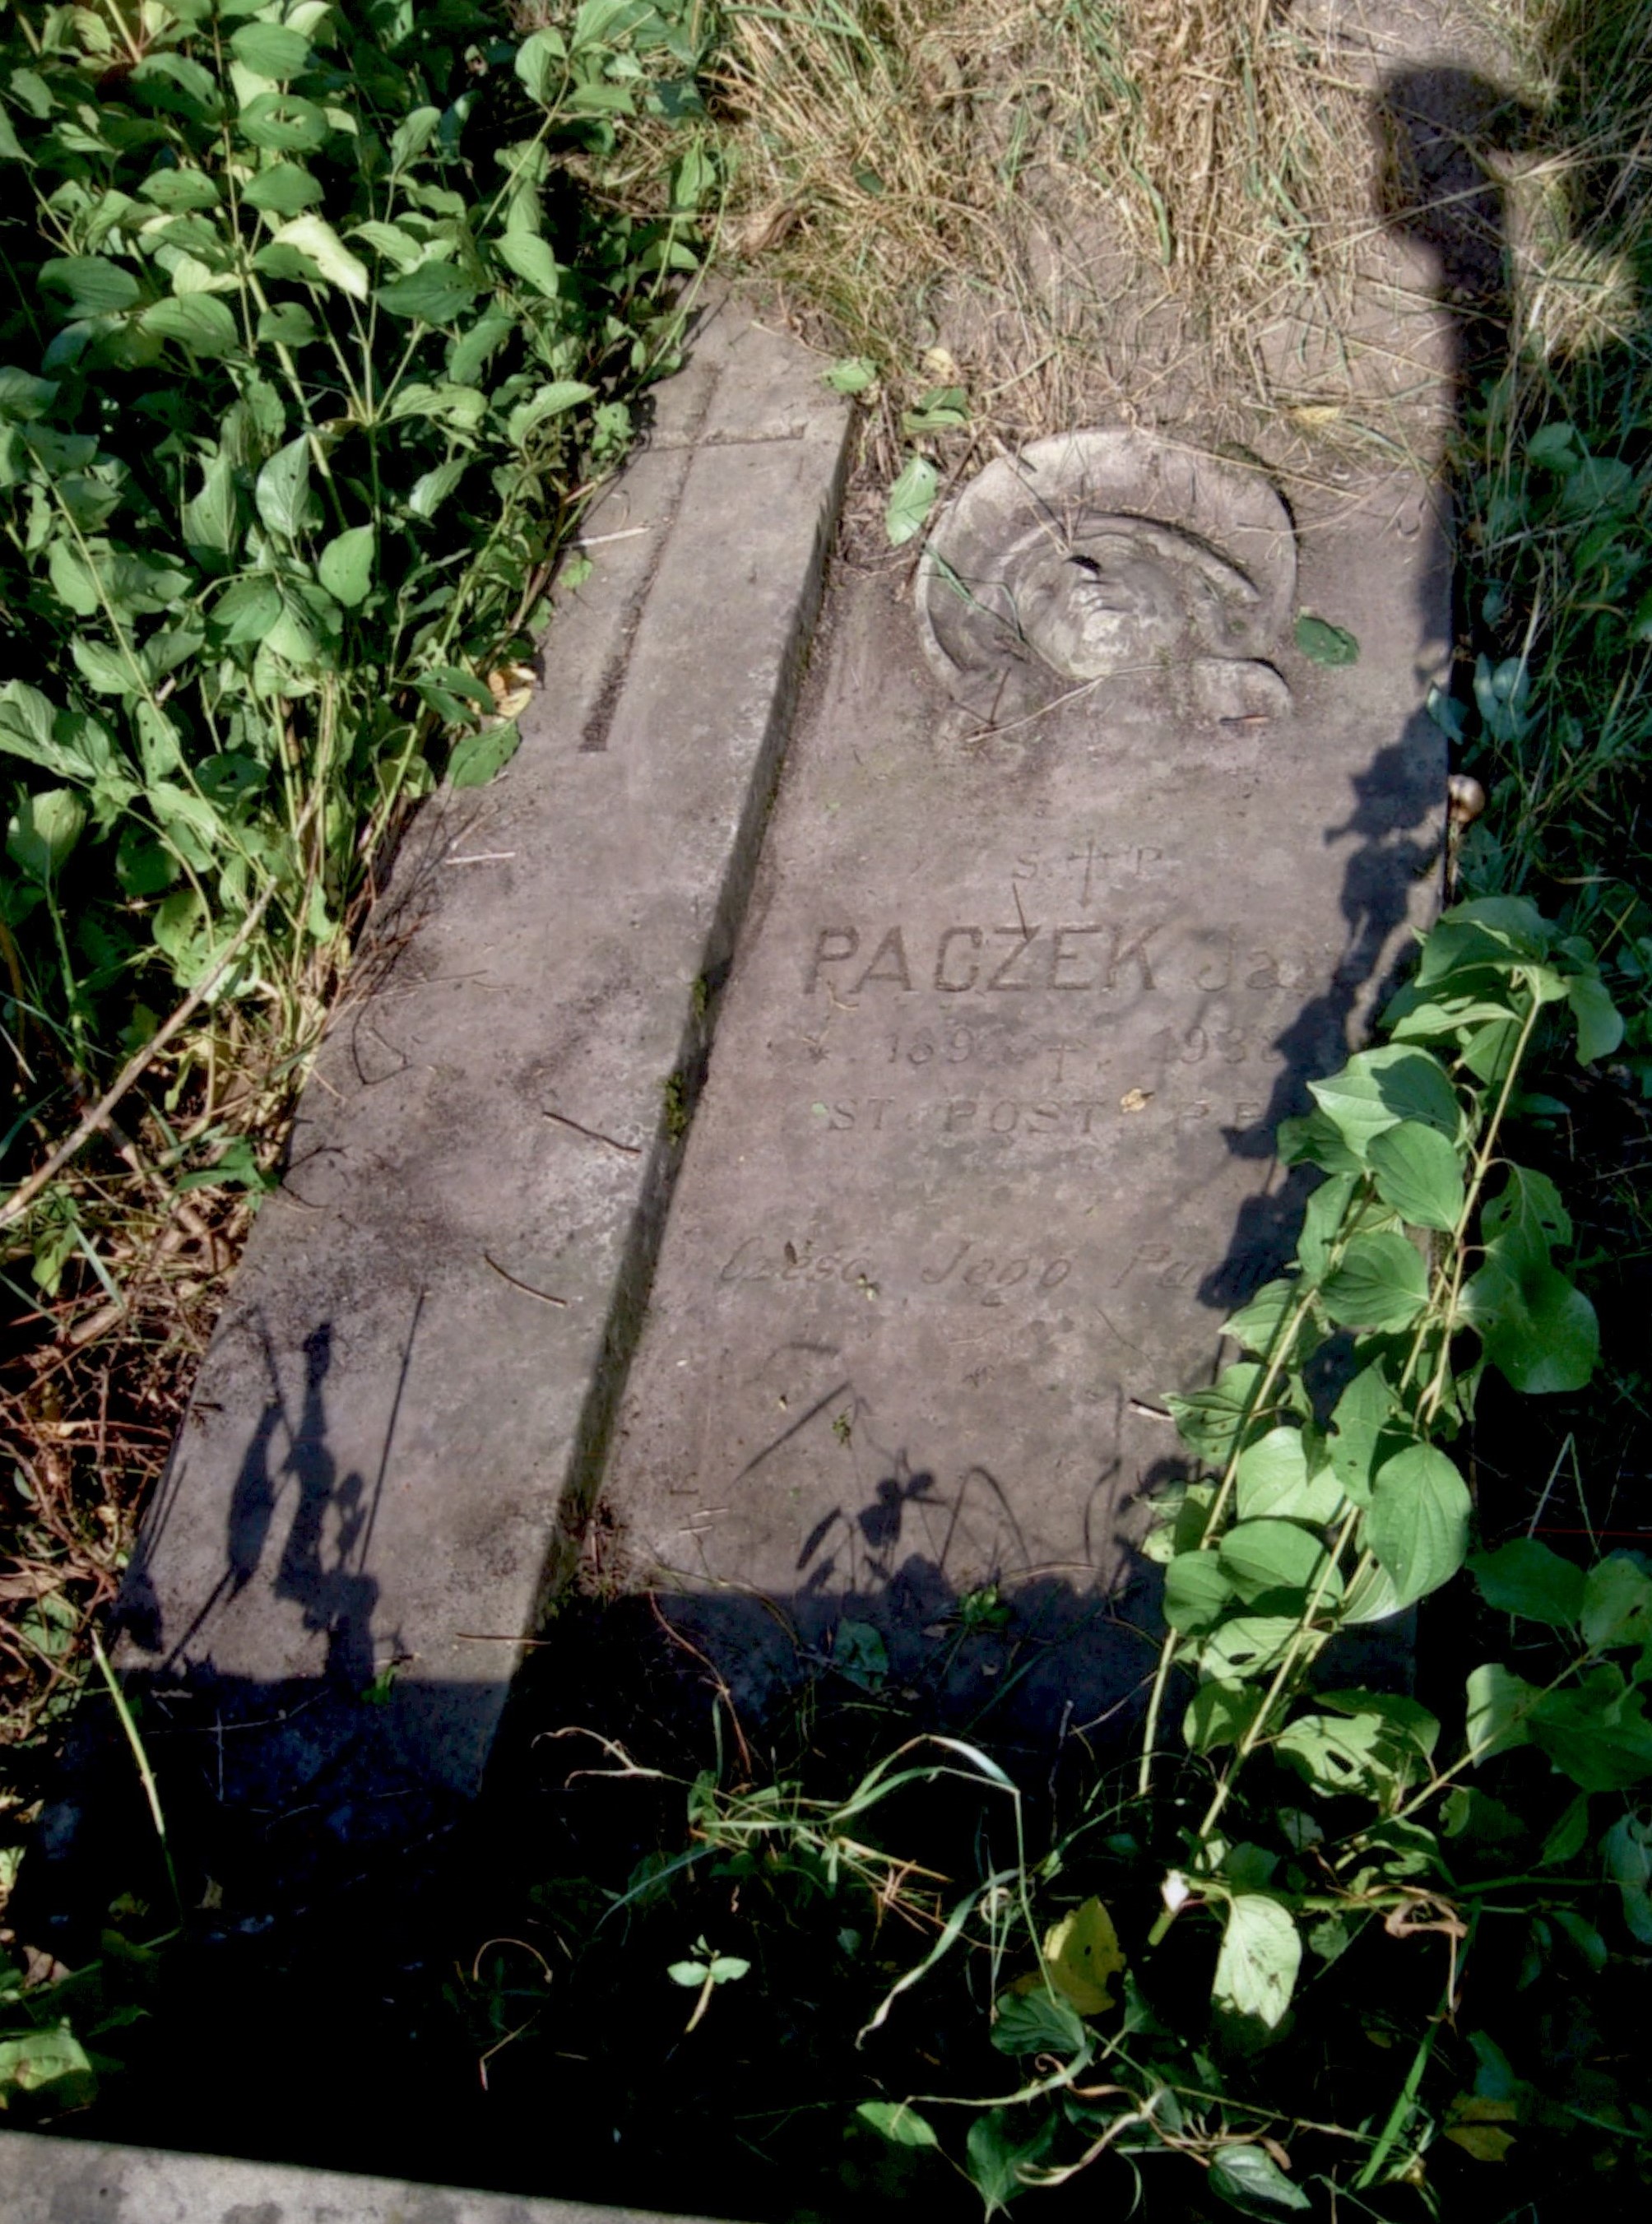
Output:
[{"xmin": 603, "ymin": 429, "xmax": 1448, "ymax": 1725}]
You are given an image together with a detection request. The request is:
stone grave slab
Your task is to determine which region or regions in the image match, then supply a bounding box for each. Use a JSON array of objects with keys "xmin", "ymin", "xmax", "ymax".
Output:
[
  {"xmin": 602, "ymin": 435, "xmax": 1448, "ymax": 1722},
  {"xmin": 0, "ymin": 2128, "xmax": 730, "ymax": 2224},
  {"xmin": 68, "ymin": 294, "xmax": 850, "ymax": 1872}
]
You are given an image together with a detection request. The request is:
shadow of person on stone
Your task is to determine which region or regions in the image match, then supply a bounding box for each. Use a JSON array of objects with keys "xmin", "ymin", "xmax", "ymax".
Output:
[
  {"xmin": 1195, "ymin": 53, "xmax": 1541, "ymax": 1327},
  {"xmin": 259, "ymin": 1322, "xmax": 379, "ymax": 1693},
  {"xmin": 1200, "ymin": 716, "xmax": 1448, "ymax": 1315}
]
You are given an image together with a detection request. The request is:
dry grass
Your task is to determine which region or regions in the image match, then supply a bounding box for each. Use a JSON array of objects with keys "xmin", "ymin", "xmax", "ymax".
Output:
[{"xmin": 712, "ymin": 0, "xmax": 1391, "ymax": 473}]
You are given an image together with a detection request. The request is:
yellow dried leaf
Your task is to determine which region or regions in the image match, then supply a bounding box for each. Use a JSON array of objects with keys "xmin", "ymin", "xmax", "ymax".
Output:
[
  {"xmin": 1041, "ymin": 1896, "xmax": 1125, "ymax": 2017},
  {"xmin": 486, "ymin": 662, "xmax": 536, "ymax": 718},
  {"xmin": 1443, "ymin": 2124, "xmax": 1515, "ymax": 2162}
]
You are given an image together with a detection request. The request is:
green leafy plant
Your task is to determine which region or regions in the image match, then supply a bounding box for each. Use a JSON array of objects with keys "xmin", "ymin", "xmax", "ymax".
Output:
[{"xmin": 0, "ymin": 0, "xmax": 713, "ymax": 1185}]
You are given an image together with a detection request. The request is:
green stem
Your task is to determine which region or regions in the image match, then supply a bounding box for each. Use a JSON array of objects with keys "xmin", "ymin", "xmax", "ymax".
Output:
[{"xmin": 90, "ymin": 1627, "xmax": 183, "ymax": 1924}]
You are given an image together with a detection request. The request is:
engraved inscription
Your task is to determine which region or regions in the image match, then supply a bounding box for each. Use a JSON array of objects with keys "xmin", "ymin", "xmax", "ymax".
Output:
[
  {"xmin": 717, "ymin": 1233, "xmax": 1074, "ymax": 1307},
  {"xmin": 804, "ymin": 1094, "xmax": 1268, "ymax": 1136},
  {"xmin": 807, "ymin": 919, "xmax": 1162, "ymax": 996}
]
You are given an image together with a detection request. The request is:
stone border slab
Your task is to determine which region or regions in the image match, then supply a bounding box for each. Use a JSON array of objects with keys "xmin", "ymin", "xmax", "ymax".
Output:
[
  {"xmin": 0, "ymin": 2129, "xmax": 729, "ymax": 2224},
  {"xmin": 92, "ymin": 292, "xmax": 849, "ymax": 1832}
]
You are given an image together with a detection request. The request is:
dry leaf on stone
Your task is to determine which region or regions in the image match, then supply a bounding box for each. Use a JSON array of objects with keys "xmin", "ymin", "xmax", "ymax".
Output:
[
  {"xmin": 1120, "ymin": 1088, "xmax": 1153, "ymax": 1112},
  {"xmin": 487, "ymin": 662, "xmax": 536, "ymax": 719}
]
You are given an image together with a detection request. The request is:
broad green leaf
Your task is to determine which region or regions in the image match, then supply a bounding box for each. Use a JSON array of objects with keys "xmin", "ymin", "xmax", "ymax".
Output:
[
  {"xmin": 1293, "ymin": 611, "xmax": 1359, "ymax": 665},
  {"xmin": 1469, "ymin": 1537, "xmax": 1584, "ymax": 1627},
  {"xmin": 7, "ymin": 787, "xmax": 86, "ymax": 880},
  {"xmin": 1276, "ymin": 1107, "xmax": 1364, "ymax": 1174},
  {"xmin": 230, "ymin": 23, "xmax": 313, "ymax": 79},
  {"xmin": 1275, "ymin": 1711, "xmax": 1404, "ymax": 1799},
  {"xmin": 318, "ymin": 525, "xmax": 374, "ymax": 608},
  {"xmin": 1538, "ymin": 1792, "xmax": 1591, "ymax": 1869},
  {"xmin": 833, "ymin": 1618, "xmax": 888, "ymax": 1689},
  {"xmin": 236, "ymin": 92, "xmax": 329, "ymax": 151},
  {"xmin": 508, "ymin": 381, "xmax": 596, "ymax": 445},
  {"xmin": 992, "ymin": 1988, "xmax": 1087, "ymax": 2058},
  {"xmin": 1042, "ymin": 1896, "xmax": 1125, "ymax": 2016},
  {"xmin": 903, "ymin": 384, "xmax": 970, "ymax": 434},
  {"xmin": 376, "ymin": 262, "xmax": 483, "ymax": 324},
  {"xmin": 352, "ymin": 220, "xmax": 423, "ymax": 271},
  {"xmin": 1321, "ymin": 1687, "xmax": 1440, "ymax": 1758},
  {"xmin": 1340, "ymin": 1557, "xmax": 1404, "ymax": 1625},
  {"xmin": 141, "ymin": 293, "xmax": 240, "ymax": 357},
  {"xmin": 0, "ymin": 2026, "xmax": 96, "ymax": 2109},
  {"xmin": 1222, "ymin": 1279, "xmax": 1302, "ymax": 1358},
  {"xmin": 1183, "ymin": 1678, "xmax": 1265, "ymax": 1753},
  {"xmin": 1603, "ymin": 1815, "xmax": 1652, "ymax": 1946},
  {"xmin": 1235, "ymin": 1428, "xmax": 1343, "ymax": 1522},
  {"xmin": 1461, "ymin": 1015, "xmax": 1520, "ymax": 1086},
  {"xmin": 497, "ymin": 230, "xmax": 562, "ymax": 299},
  {"xmin": 1566, "ymin": 967, "xmax": 1622, "ymax": 1062},
  {"xmin": 1365, "ymin": 1443, "xmax": 1470, "ymax": 1608},
  {"xmin": 1461, "ymin": 1252, "xmax": 1599, "ymax": 1394},
  {"xmin": 448, "ymin": 306, "xmax": 515, "ymax": 386},
  {"xmin": 1441, "ymin": 1785, "xmax": 1525, "ymax": 1845},
  {"xmin": 1199, "ymin": 1616, "xmax": 1298, "ymax": 1681},
  {"xmin": 40, "ymin": 257, "xmax": 142, "ymax": 318},
  {"xmin": 409, "ymin": 458, "xmax": 468, "ymax": 519},
  {"xmin": 71, "ymin": 638, "xmax": 136, "ymax": 695},
  {"xmin": 1482, "ymin": 1163, "xmax": 1571, "ymax": 1259},
  {"xmin": 1162, "ymin": 1550, "xmax": 1235, "ymax": 1633},
  {"xmin": 671, "ymin": 144, "xmax": 717, "ymax": 211},
  {"xmin": 1309, "ymin": 1045, "xmax": 1461, "ymax": 1157},
  {"xmin": 1296, "ymin": 1168, "xmax": 1357, "ymax": 1281},
  {"xmin": 1580, "ymin": 1553, "xmax": 1652, "ymax": 1651},
  {"xmin": 1165, "ymin": 1361, "xmax": 1292, "ymax": 1465},
  {"xmin": 139, "ymin": 167, "xmax": 220, "ymax": 211},
  {"xmin": 1418, "ymin": 896, "xmax": 1549, "ymax": 981},
  {"xmin": 1218, "ymin": 1520, "xmax": 1341, "ymax": 1607},
  {"xmin": 1530, "ymin": 1672, "xmax": 1652, "ymax": 1791},
  {"xmin": 240, "ymin": 163, "xmax": 323, "ymax": 214},
  {"xmin": 254, "ymin": 433, "xmax": 313, "ymax": 538},
  {"xmin": 1367, "ymin": 1120, "xmax": 1464, "ymax": 1232},
  {"xmin": 825, "ymin": 355, "xmax": 878, "ymax": 393},
  {"xmin": 515, "ymin": 29, "xmax": 568, "ymax": 104},
  {"xmin": 1320, "ymin": 1231, "xmax": 1429, "ymax": 1331},
  {"xmin": 0, "ymin": 684, "xmax": 97, "ymax": 779},
  {"xmin": 885, "ymin": 454, "xmax": 939, "ymax": 546},
  {"xmin": 182, "ymin": 450, "xmax": 239, "ymax": 556},
  {"xmin": 211, "ymin": 575, "xmax": 284, "ymax": 642},
  {"xmin": 856, "ymin": 2100, "xmax": 940, "ymax": 2149},
  {"xmin": 1464, "ymin": 1662, "xmax": 1537, "ymax": 1762},
  {"xmin": 272, "ymin": 216, "xmax": 369, "ymax": 300},
  {"xmin": 1208, "ymin": 2143, "xmax": 1311, "ymax": 2215},
  {"xmin": 966, "ymin": 2107, "xmax": 1057, "ymax": 2217},
  {"xmin": 385, "ymin": 383, "xmax": 487, "ymax": 431},
  {"xmin": 390, "ymin": 104, "xmax": 443, "ymax": 171},
  {"xmin": 1213, "ymin": 1894, "xmax": 1301, "ymax": 2030},
  {"xmin": 1326, "ymin": 1363, "xmax": 1400, "ymax": 1507},
  {"xmin": 448, "ymin": 718, "xmax": 522, "ymax": 788},
  {"xmin": 257, "ymin": 303, "xmax": 318, "ymax": 346}
]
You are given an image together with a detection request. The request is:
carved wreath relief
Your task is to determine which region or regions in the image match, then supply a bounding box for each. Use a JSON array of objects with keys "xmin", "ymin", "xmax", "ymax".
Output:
[{"xmin": 916, "ymin": 429, "xmax": 1297, "ymax": 726}]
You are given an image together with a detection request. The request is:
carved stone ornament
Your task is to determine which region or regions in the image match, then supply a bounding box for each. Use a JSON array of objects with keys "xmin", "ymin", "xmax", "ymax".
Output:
[{"xmin": 916, "ymin": 429, "xmax": 1297, "ymax": 726}]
